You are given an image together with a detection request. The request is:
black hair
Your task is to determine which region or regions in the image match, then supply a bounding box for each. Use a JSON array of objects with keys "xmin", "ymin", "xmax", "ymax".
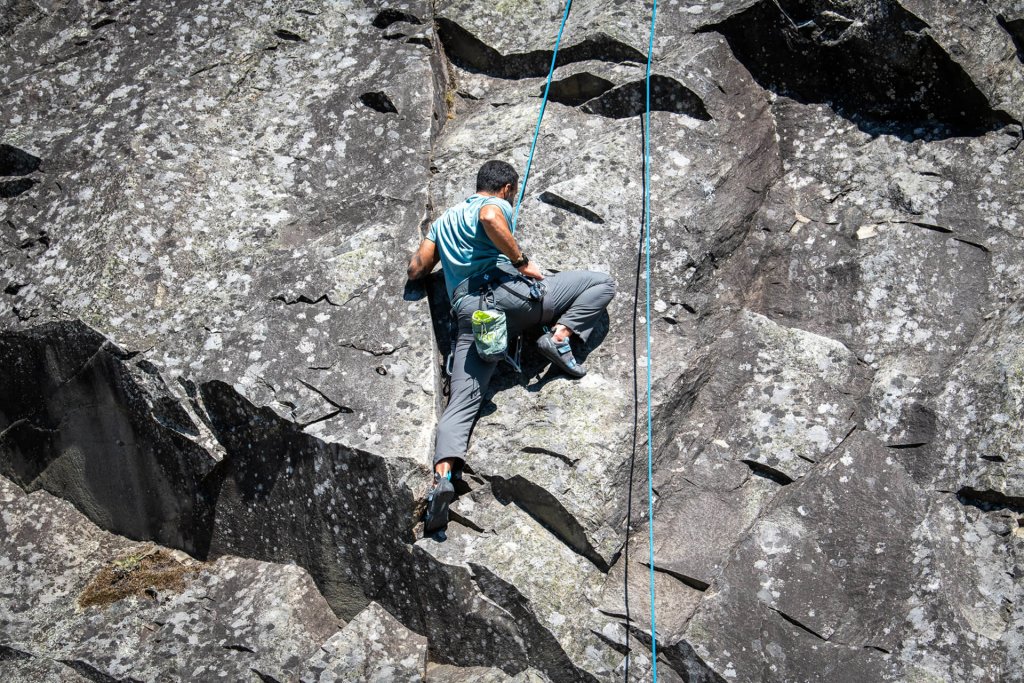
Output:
[{"xmin": 476, "ymin": 160, "xmax": 519, "ymax": 194}]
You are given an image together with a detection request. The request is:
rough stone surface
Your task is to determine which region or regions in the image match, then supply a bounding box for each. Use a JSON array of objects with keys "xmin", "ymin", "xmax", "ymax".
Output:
[
  {"xmin": 426, "ymin": 663, "xmax": 552, "ymax": 682},
  {"xmin": 0, "ymin": 476, "xmax": 342, "ymax": 682},
  {"xmin": 2, "ymin": 0, "xmax": 1023, "ymax": 681},
  {"xmin": 301, "ymin": 601, "xmax": 426, "ymax": 682}
]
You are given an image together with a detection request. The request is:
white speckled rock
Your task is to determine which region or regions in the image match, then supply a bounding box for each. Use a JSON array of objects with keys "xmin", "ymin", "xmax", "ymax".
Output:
[
  {"xmin": 0, "ymin": 476, "xmax": 342, "ymax": 682},
  {"xmin": 301, "ymin": 602, "xmax": 427, "ymax": 682},
  {"xmin": 2, "ymin": 0, "xmax": 1024, "ymax": 680}
]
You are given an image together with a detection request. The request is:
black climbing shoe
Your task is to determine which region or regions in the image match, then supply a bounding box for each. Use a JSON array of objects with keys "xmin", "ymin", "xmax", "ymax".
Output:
[
  {"xmin": 424, "ymin": 472, "xmax": 455, "ymax": 533},
  {"xmin": 537, "ymin": 332, "xmax": 586, "ymax": 378}
]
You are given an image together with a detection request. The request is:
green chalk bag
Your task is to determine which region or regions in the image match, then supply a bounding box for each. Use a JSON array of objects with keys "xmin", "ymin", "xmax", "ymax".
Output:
[{"xmin": 472, "ymin": 309, "xmax": 508, "ymax": 363}]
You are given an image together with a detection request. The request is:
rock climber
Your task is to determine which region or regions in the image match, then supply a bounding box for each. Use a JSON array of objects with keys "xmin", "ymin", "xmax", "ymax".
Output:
[{"xmin": 406, "ymin": 159, "xmax": 616, "ymax": 533}]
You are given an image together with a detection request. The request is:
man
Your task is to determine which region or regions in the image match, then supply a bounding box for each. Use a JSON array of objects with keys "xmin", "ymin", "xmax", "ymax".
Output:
[{"xmin": 407, "ymin": 160, "xmax": 616, "ymax": 533}]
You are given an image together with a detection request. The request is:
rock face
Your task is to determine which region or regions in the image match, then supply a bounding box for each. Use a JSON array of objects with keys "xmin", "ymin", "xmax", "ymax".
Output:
[
  {"xmin": 1, "ymin": 0, "xmax": 1022, "ymax": 681},
  {"xmin": 0, "ymin": 476, "xmax": 342, "ymax": 682}
]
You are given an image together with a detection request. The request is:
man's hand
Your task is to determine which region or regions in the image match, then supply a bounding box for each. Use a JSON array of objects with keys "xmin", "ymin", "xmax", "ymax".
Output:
[
  {"xmin": 517, "ymin": 261, "xmax": 544, "ymax": 280},
  {"xmin": 408, "ymin": 238, "xmax": 440, "ymax": 280}
]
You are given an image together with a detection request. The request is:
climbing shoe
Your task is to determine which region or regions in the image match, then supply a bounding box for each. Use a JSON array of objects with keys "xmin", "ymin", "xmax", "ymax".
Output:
[
  {"xmin": 537, "ymin": 331, "xmax": 586, "ymax": 378},
  {"xmin": 424, "ymin": 472, "xmax": 455, "ymax": 534}
]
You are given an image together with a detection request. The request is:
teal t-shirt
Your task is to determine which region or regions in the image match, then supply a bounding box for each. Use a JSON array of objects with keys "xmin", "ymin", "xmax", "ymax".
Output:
[{"xmin": 426, "ymin": 194, "xmax": 514, "ymax": 299}]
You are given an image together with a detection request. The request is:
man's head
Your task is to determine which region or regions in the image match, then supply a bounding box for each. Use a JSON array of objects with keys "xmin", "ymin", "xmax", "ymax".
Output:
[{"xmin": 476, "ymin": 160, "xmax": 519, "ymax": 203}]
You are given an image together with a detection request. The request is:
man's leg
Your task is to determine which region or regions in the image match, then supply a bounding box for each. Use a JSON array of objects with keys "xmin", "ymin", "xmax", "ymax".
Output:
[
  {"xmin": 541, "ymin": 270, "xmax": 616, "ymax": 342},
  {"xmin": 433, "ymin": 328, "xmax": 498, "ymax": 475},
  {"xmin": 538, "ymin": 270, "xmax": 616, "ymax": 349},
  {"xmin": 426, "ymin": 325, "xmax": 498, "ymax": 532}
]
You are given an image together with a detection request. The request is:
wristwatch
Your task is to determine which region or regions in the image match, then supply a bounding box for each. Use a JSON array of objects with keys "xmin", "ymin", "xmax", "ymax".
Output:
[{"xmin": 512, "ymin": 253, "xmax": 529, "ymax": 268}]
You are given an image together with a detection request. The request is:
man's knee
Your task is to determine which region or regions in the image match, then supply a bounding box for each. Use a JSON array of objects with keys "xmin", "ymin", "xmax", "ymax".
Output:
[
  {"xmin": 591, "ymin": 271, "xmax": 616, "ymax": 303},
  {"xmin": 602, "ymin": 272, "xmax": 616, "ymax": 295}
]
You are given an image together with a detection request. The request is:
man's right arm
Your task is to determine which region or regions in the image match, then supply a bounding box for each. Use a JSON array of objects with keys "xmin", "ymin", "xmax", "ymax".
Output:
[{"xmin": 479, "ymin": 205, "xmax": 544, "ymax": 280}]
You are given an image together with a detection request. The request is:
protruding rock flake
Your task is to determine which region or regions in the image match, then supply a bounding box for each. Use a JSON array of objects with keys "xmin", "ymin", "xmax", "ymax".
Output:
[{"xmin": 2, "ymin": 0, "xmax": 1023, "ymax": 681}]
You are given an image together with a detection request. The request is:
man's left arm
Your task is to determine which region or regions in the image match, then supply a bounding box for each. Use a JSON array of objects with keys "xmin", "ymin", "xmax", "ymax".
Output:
[{"xmin": 407, "ymin": 238, "xmax": 440, "ymax": 280}]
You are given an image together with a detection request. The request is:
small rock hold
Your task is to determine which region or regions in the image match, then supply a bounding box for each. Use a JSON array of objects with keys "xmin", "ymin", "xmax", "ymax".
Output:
[{"xmin": 856, "ymin": 224, "xmax": 879, "ymax": 240}]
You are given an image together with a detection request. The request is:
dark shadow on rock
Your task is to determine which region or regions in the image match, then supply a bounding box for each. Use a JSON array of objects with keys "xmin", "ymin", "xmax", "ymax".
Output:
[
  {"xmin": 423, "ymin": 272, "xmax": 454, "ymax": 357},
  {"xmin": 0, "ymin": 143, "xmax": 42, "ymax": 176},
  {"xmin": 575, "ymin": 309, "xmax": 610, "ymax": 364},
  {"xmin": 372, "ymin": 8, "xmax": 422, "ymax": 29},
  {"xmin": 467, "ymin": 562, "xmax": 602, "ymax": 682},
  {"xmin": 0, "ymin": 321, "xmax": 218, "ymax": 558},
  {"xmin": 273, "ymin": 28, "xmax": 305, "ymax": 42},
  {"xmin": 542, "ymin": 72, "xmax": 616, "ymax": 107},
  {"xmin": 360, "ymin": 91, "xmax": 399, "ymax": 114},
  {"xmin": 489, "ymin": 473, "xmax": 611, "ymax": 571},
  {"xmin": 0, "ymin": 319, "xmax": 603, "ymax": 681},
  {"xmin": 196, "ymin": 379, "xmax": 425, "ymax": 617},
  {"xmin": 402, "ymin": 277, "xmax": 429, "ymax": 302},
  {"xmin": 662, "ymin": 638, "xmax": 730, "ymax": 683},
  {"xmin": 0, "ymin": 177, "xmax": 37, "ymax": 198},
  {"xmin": 703, "ymin": 0, "xmax": 1018, "ymax": 140},
  {"xmin": 955, "ymin": 487, "xmax": 1024, "ymax": 513},
  {"xmin": 436, "ymin": 18, "xmax": 645, "ymax": 80},
  {"xmin": 581, "ymin": 76, "xmax": 711, "ymax": 121},
  {"xmin": 538, "ymin": 191, "xmax": 605, "ymax": 224},
  {"xmin": 998, "ymin": 14, "xmax": 1024, "ymax": 62}
]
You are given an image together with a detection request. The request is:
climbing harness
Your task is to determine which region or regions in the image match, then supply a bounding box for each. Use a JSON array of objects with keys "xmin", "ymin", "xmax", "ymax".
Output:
[
  {"xmin": 503, "ymin": 0, "xmax": 661, "ymax": 679},
  {"xmin": 445, "ymin": 264, "xmax": 540, "ymax": 375}
]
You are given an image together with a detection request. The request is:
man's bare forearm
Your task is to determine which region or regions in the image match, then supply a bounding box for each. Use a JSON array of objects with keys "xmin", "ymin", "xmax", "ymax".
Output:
[
  {"xmin": 484, "ymin": 225, "xmax": 523, "ymax": 262},
  {"xmin": 480, "ymin": 207, "xmax": 523, "ymax": 261},
  {"xmin": 479, "ymin": 205, "xmax": 544, "ymax": 279}
]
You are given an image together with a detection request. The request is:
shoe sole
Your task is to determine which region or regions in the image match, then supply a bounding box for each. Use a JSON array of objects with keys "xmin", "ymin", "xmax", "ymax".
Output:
[
  {"xmin": 536, "ymin": 335, "xmax": 586, "ymax": 378},
  {"xmin": 424, "ymin": 479, "xmax": 455, "ymax": 533}
]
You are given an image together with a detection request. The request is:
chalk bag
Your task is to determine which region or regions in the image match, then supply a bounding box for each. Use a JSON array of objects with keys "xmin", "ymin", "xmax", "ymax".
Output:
[{"xmin": 471, "ymin": 309, "xmax": 508, "ymax": 363}]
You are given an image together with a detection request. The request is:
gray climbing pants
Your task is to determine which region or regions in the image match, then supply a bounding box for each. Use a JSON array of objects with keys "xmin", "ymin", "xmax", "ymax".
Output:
[{"xmin": 433, "ymin": 269, "xmax": 616, "ymax": 467}]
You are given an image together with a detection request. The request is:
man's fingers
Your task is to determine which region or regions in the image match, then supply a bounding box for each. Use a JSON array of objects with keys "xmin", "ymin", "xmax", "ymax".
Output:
[{"xmin": 521, "ymin": 265, "xmax": 544, "ymax": 280}]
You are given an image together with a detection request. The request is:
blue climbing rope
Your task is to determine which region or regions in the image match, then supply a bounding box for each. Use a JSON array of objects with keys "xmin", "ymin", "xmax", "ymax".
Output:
[
  {"xmin": 504, "ymin": 0, "xmax": 660, "ymax": 677},
  {"xmin": 643, "ymin": 0, "xmax": 660, "ymax": 680},
  {"xmin": 509, "ymin": 0, "xmax": 573, "ymax": 233}
]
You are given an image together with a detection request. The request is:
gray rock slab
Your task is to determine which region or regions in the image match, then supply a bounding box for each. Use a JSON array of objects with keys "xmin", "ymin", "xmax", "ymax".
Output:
[
  {"xmin": 0, "ymin": 650, "xmax": 91, "ymax": 683},
  {"xmin": 672, "ymin": 428, "xmax": 1024, "ymax": 682},
  {"xmin": 653, "ymin": 310, "xmax": 866, "ymax": 489},
  {"xmin": 671, "ymin": 430, "xmax": 922, "ymax": 681},
  {"xmin": 426, "ymin": 663, "xmax": 551, "ymax": 682},
  {"xmin": 301, "ymin": 601, "xmax": 427, "ymax": 683},
  {"xmin": 1, "ymin": 0, "xmax": 441, "ymax": 458},
  {"xmin": 597, "ymin": 533, "xmax": 706, "ymax": 645},
  {"xmin": 931, "ymin": 298, "xmax": 1024, "ymax": 499},
  {"xmin": 896, "ymin": 492, "xmax": 1024, "ymax": 683},
  {"xmin": 717, "ymin": 430, "xmax": 927, "ymax": 649},
  {"xmin": 416, "ymin": 483, "xmax": 622, "ymax": 681},
  {"xmin": 0, "ymin": 475, "xmax": 342, "ymax": 682},
  {"xmin": 648, "ymin": 475, "xmax": 778, "ymax": 591}
]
